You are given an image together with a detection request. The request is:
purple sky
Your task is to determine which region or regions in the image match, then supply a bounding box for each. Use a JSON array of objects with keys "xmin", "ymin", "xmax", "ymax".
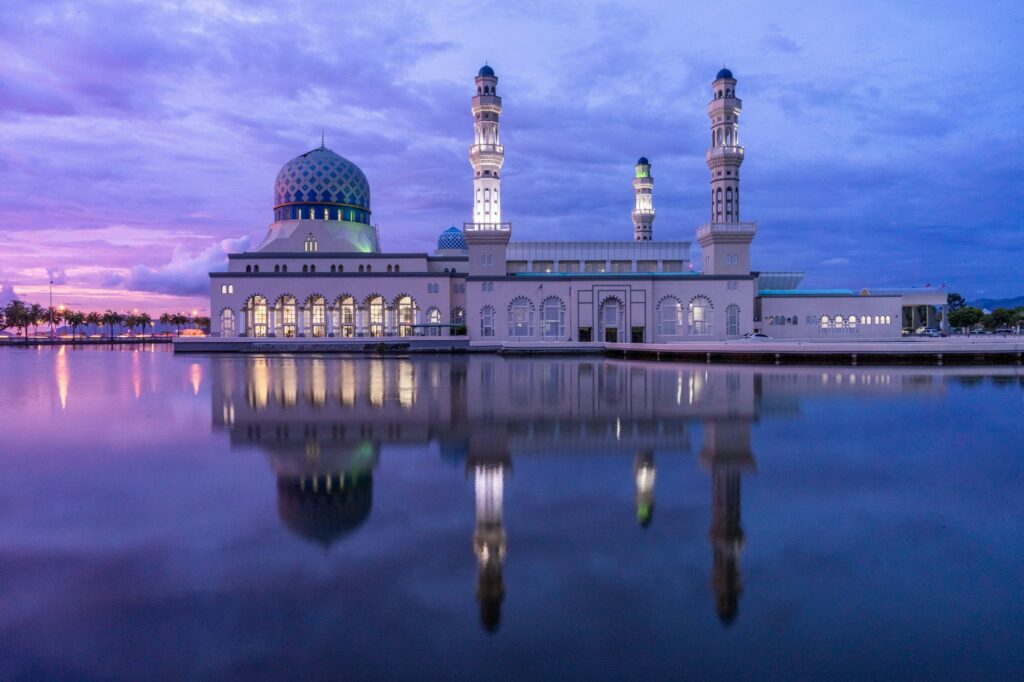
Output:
[{"xmin": 1, "ymin": 1, "xmax": 1021, "ymax": 313}]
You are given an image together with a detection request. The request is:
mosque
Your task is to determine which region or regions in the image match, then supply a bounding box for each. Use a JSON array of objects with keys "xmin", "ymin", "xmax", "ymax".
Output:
[{"xmin": 205, "ymin": 66, "xmax": 948, "ymax": 346}]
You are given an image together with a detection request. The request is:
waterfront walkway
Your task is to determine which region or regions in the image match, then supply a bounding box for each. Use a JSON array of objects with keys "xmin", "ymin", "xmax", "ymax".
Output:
[{"xmin": 171, "ymin": 335, "xmax": 1024, "ymax": 365}]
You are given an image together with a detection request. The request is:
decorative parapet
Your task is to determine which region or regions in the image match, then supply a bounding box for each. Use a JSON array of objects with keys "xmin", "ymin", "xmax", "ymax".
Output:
[
  {"xmin": 464, "ymin": 222, "xmax": 512, "ymax": 244},
  {"xmin": 696, "ymin": 222, "xmax": 756, "ymax": 245}
]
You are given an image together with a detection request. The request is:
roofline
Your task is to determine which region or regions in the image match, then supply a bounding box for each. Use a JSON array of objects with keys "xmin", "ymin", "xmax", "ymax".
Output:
[
  {"xmin": 466, "ymin": 273, "xmax": 755, "ymax": 281},
  {"xmin": 228, "ymin": 252, "xmax": 468, "ymax": 261},
  {"xmin": 210, "ymin": 272, "xmax": 466, "ymax": 278}
]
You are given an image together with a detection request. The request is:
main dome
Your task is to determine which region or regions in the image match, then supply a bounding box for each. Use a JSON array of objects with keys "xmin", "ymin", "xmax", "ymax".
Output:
[{"xmin": 273, "ymin": 146, "xmax": 371, "ymax": 224}]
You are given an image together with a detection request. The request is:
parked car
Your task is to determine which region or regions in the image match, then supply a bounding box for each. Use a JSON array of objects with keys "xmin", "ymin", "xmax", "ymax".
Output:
[
  {"xmin": 741, "ymin": 332, "xmax": 773, "ymax": 340},
  {"xmin": 918, "ymin": 329, "xmax": 943, "ymax": 338}
]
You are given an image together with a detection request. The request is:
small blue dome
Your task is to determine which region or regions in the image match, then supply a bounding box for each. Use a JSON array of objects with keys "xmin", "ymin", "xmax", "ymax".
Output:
[
  {"xmin": 716, "ymin": 67, "xmax": 734, "ymax": 80},
  {"xmin": 437, "ymin": 226, "xmax": 467, "ymax": 251},
  {"xmin": 636, "ymin": 156, "xmax": 650, "ymax": 165},
  {"xmin": 478, "ymin": 64, "xmax": 495, "ymax": 77}
]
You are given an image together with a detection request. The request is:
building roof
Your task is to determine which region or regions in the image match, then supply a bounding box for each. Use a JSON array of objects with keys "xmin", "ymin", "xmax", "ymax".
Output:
[
  {"xmin": 636, "ymin": 156, "xmax": 650, "ymax": 165},
  {"xmin": 716, "ymin": 67, "xmax": 734, "ymax": 80},
  {"xmin": 478, "ymin": 64, "xmax": 495, "ymax": 77}
]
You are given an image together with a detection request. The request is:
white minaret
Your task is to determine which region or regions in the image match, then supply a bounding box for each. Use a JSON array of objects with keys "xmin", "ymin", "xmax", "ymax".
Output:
[
  {"xmin": 696, "ymin": 67, "xmax": 756, "ymax": 275},
  {"xmin": 470, "ymin": 65, "xmax": 504, "ymax": 225},
  {"xmin": 707, "ymin": 68, "xmax": 743, "ymax": 223},
  {"xmin": 632, "ymin": 157, "xmax": 655, "ymax": 241}
]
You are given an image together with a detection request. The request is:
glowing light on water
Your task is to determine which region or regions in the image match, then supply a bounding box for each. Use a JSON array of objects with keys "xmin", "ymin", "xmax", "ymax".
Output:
[{"xmin": 55, "ymin": 346, "xmax": 68, "ymax": 411}]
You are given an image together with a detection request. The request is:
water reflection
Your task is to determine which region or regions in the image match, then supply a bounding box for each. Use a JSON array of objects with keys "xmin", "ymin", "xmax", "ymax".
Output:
[{"xmin": 208, "ymin": 356, "xmax": 984, "ymax": 631}]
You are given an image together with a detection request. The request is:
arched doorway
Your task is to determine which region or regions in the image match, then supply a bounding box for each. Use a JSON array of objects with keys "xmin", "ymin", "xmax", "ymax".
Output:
[
  {"xmin": 245, "ymin": 295, "xmax": 268, "ymax": 337},
  {"xmin": 599, "ymin": 297, "xmax": 624, "ymax": 342}
]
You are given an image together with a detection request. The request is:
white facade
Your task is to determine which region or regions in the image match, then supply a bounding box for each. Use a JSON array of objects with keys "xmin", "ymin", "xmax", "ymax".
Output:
[{"xmin": 208, "ymin": 65, "xmax": 935, "ymax": 345}]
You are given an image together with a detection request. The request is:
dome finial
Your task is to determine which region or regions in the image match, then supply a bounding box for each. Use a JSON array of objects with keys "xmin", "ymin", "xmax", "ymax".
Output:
[{"xmin": 320, "ymin": 128, "xmax": 325, "ymax": 148}]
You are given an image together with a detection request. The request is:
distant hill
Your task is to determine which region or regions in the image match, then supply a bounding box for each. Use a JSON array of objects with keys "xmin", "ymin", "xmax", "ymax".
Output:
[{"xmin": 969, "ymin": 296, "xmax": 1024, "ymax": 310}]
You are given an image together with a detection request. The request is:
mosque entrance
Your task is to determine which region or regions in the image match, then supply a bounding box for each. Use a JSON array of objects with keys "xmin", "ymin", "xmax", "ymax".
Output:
[{"xmin": 599, "ymin": 298, "xmax": 624, "ymax": 343}]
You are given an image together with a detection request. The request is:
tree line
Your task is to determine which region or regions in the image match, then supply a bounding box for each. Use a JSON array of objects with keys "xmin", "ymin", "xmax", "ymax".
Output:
[
  {"xmin": 0, "ymin": 300, "xmax": 210, "ymax": 341},
  {"xmin": 946, "ymin": 293, "xmax": 1024, "ymax": 334}
]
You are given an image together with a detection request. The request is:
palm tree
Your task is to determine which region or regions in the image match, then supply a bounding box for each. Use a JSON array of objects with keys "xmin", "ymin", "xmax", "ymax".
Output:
[
  {"xmin": 125, "ymin": 313, "xmax": 141, "ymax": 337},
  {"xmin": 101, "ymin": 310, "xmax": 124, "ymax": 342},
  {"xmin": 27, "ymin": 303, "xmax": 44, "ymax": 337},
  {"xmin": 3, "ymin": 300, "xmax": 30, "ymax": 341},
  {"xmin": 85, "ymin": 311, "xmax": 102, "ymax": 337},
  {"xmin": 159, "ymin": 312, "xmax": 172, "ymax": 335},
  {"xmin": 194, "ymin": 316, "xmax": 211, "ymax": 334},
  {"xmin": 138, "ymin": 312, "xmax": 153, "ymax": 339},
  {"xmin": 43, "ymin": 307, "xmax": 64, "ymax": 337},
  {"xmin": 64, "ymin": 311, "xmax": 86, "ymax": 340},
  {"xmin": 170, "ymin": 313, "xmax": 188, "ymax": 336}
]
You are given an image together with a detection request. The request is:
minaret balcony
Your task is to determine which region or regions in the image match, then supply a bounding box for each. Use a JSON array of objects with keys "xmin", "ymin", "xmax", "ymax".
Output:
[
  {"xmin": 706, "ymin": 146, "xmax": 745, "ymax": 166},
  {"xmin": 696, "ymin": 222, "xmax": 756, "ymax": 245},
  {"xmin": 632, "ymin": 209, "xmax": 656, "ymax": 218}
]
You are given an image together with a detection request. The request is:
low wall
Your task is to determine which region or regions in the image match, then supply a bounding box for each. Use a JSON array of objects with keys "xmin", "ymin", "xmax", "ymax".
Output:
[{"xmin": 172, "ymin": 335, "xmax": 1024, "ymax": 365}]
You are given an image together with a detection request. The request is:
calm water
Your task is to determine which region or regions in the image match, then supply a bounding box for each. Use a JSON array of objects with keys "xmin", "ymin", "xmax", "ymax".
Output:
[{"xmin": 0, "ymin": 347, "xmax": 1022, "ymax": 680}]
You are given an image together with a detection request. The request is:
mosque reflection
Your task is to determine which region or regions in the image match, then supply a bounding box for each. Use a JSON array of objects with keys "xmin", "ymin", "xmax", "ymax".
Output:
[{"xmin": 210, "ymin": 356, "xmax": 942, "ymax": 629}]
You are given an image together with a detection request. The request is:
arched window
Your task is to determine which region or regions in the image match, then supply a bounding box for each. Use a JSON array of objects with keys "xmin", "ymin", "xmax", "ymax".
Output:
[
  {"xmin": 309, "ymin": 264, "xmax": 315, "ymax": 273},
  {"xmin": 688, "ymin": 296, "xmax": 712, "ymax": 335},
  {"xmin": 541, "ymin": 297, "xmax": 565, "ymax": 339},
  {"xmin": 716, "ymin": 188, "xmax": 723, "ymax": 219},
  {"xmin": 330, "ymin": 265, "xmax": 336, "ymax": 273},
  {"xmin": 278, "ymin": 295, "xmax": 297, "ymax": 337},
  {"xmin": 387, "ymin": 265, "xmax": 393, "ymax": 273},
  {"xmin": 358, "ymin": 265, "xmax": 364, "ymax": 273},
  {"xmin": 302, "ymin": 265, "xmax": 308, "ymax": 273},
  {"xmin": 337, "ymin": 264, "xmax": 342, "ymax": 273},
  {"xmin": 426, "ymin": 307, "xmax": 442, "ymax": 337},
  {"xmin": 244, "ymin": 296, "xmax": 267, "ymax": 337},
  {"xmin": 221, "ymin": 308, "xmax": 235, "ymax": 337},
  {"xmin": 480, "ymin": 305, "xmax": 495, "ymax": 337},
  {"xmin": 726, "ymin": 304, "xmax": 740, "ymax": 336},
  {"xmin": 274, "ymin": 265, "xmax": 280, "ymax": 273},
  {"xmin": 508, "ymin": 298, "xmax": 534, "ymax": 337},
  {"xmin": 396, "ymin": 296, "xmax": 417, "ymax": 337},
  {"xmin": 245, "ymin": 265, "xmax": 252, "ymax": 273},
  {"xmin": 336, "ymin": 296, "xmax": 356, "ymax": 337},
  {"xmin": 366, "ymin": 265, "xmax": 372, "ymax": 273},
  {"xmin": 307, "ymin": 296, "xmax": 326, "ymax": 337},
  {"xmin": 657, "ymin": 297, "xmax": 683, "ymax": 336},
  {"xmin": 726, "ymin": 187, "xmax": 733, "ymax": 218},
  {"xmin": 304, "ymin": 234, "xmax": 318, "ymax": 252},
  {"xmin": 394, "ymin": 264, "xmax": 400, "ymax": 273},
  {"xmin": 450, "ymin": 307, "xmax": 465, "ymax": 334},
  {"xmin": 367, "ymin": 296, "xmax": 385, "ymax": 337}
]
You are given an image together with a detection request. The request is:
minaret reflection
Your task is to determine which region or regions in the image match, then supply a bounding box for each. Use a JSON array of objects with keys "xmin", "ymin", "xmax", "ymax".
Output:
[
  {"xmin": 634, "ymin": 450, "xmax": 655, "ymax": 528},
  {"xmin": 468, "ymin": 445, "xmax": 510, "ymax": 633},
  {"xmin": 700, "ymin": 419, "xmax": 756, "ymax": 625}
]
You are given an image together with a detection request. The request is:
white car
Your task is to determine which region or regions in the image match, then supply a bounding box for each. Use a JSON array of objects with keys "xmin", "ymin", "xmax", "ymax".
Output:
[{"xmin": 742, "ymin": 332, "xmax": 773, "ymax": 340}]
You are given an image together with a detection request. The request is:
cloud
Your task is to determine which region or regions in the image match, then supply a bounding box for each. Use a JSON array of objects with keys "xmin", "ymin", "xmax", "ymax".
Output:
[
  {"xmin": 123, "ymin": 236, "xmax": 251, "ymax": 296},
  {"xmin": 820, "ymin": 257, "xmax": 850, "ymax": 266},
  {"xmin": 46, "ymin": 267, "xmax": 68, "ymax": 284},
  {"xmin": 760, "ymin": 26, "xmax": 801, "ymax": 54},
  {"xmin": 0, "ymin": 281, "xmax": 19, "ymax": 306}
]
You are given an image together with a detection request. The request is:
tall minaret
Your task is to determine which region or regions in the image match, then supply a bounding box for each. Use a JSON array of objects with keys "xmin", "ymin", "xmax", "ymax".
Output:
[
  {"xmin": 707, "ymin": 68, "xmax": 743, "ymax": 223},
  {"xmin": 470, "ymin": 65, "xmax": 504, "ymax": 225},
  {"xmin": 632, "ymin": 157, "xmax": 655, "ymax": 241},
  {"xmin": 697, "ymin": 67, "xmax": 756, "ymax": 275},
  {"xmin": 700, "ymin": 419, "xmax": 757, "ymax": 626}
]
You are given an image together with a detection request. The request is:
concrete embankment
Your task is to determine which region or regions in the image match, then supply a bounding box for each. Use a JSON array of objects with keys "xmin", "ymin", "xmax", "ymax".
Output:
[{"xmin": 171, "ymin": 336, "xmax": 1024, "ymax": 365}]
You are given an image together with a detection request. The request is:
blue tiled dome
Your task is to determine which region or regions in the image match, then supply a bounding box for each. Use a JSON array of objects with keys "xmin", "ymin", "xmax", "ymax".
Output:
[
  {"xmin": 437, "ymin": 226, "xmax": 467, "ymax": 251},
  {"xmin": 478, "ymin": 64, "xmax": 495, "ymax": 77},
  {"xmin": 716, "ymin": 67, "xmax": 734, "ymax": 80},
  {"xmin": 274, "ymin": 146, "xmax": 371, "ymax": 222},
  {"xmin": 636, "ymin": 156, "xmax": 650, "ymax": 165}
]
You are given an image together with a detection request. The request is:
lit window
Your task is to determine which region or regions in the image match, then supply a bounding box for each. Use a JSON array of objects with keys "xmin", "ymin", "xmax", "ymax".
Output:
[
  {"xmin": 657, "ymin": 297, "xmax": 683, "ymax": 335},
  {"xmin": 688, "ymin": 297, "xmax": 712, "ymax": 335},
  {"xmin": 480, "ymin": 305, "xmax": 495, "ymax": 337}
]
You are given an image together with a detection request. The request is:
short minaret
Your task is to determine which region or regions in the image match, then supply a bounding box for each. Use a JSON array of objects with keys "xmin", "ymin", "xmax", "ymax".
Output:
[
  {"xmin": 634, "ymin": 450, "xmax": 655, "ymax": 527},
  {"xmin": 465, "ymin": 65, "xmax": 511, "ymax": 277},
  {"xmin": 472, "ymin": 459, "xmax": 508, "ymax": 632},
  {"xmin": 471, "ymin": 64, "xmax": 504, "ymax": 226},
  {"xmin": 696, "ymin": 67, "xmax": 756, "ymax": 275},
  {"xmin": 632, "ymin": 157, "xmax": 655, "ymax": 241}
]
